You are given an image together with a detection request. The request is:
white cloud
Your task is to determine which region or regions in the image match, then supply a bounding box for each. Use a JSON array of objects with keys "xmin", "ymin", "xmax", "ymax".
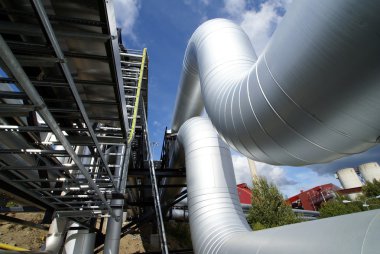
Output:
[
  {"xmin": 224, "ymin": 0, "xmax": 246, "ymax": 17},
  {"xmin": 184, "ymin": 0, "xmax": 210, "ymax": 6},
  {"xmin": 223, "ymin": 0, "xmax": 291, "ymax": 54},
  {"xmin": 255, "ymin": 161, "xmax": 297, "ymax": 186},
  {"xmin": 114, "ymin": 0, "xmax": 141, "ymax": 41},
  {"xmin": 153, "ymin": 120, "xmax": 161, "ymax": 127},
  {"xmin": 281, "ymin": 171, "xmax": 339, "ymax": 198},
  {"xmin": 231, "ymin": 153, "xmax": 340, "ymax": 197},
  {"xmin": 231, "ymin": 153, "xmax": 296, "ymax": 188},
  {"xmin": 201, "ymin": 0, "xmax": 211, "ymax": 6},
  {"xmin": 231, "ymin": 154, "xmax": 253, "ymax": 185},
  {"xmin": 240, "ymin": 2, "xmax": 282, "ymax": 54},
  {"xmin": 183, "ymin": 0, "xmax": 210, "ymax": 21}
]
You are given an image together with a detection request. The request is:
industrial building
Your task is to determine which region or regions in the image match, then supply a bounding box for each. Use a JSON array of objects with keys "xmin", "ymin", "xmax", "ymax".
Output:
[
  {"xmin": 0, "ymin": 1, "xmax": 380, "ymax": 254},
  {"xmin": 335, "ymin": 162, "xmax": 380, "ymax": 200},
  {"xmin": 287, "ymin": 184, "xmax": 341, "ymax": 211}
]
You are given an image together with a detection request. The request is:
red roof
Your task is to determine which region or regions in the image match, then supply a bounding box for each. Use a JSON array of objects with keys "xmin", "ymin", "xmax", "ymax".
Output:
[
  {"xmin": 286, "ymin": 183, "xmax": 341, "ymax": 211},
  {"xmin": 237, "ymin": 183, "xmax": 252, "ymax": 204}
]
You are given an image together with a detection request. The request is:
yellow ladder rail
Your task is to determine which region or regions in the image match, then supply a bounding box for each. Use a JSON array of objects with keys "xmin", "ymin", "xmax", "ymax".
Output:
[
  {"xmin": 127, "ymin": 48, "xmax": 147, "ymax": 144},
  {"xmin": 0, "ymin": 243, "xmax": 29, "ymax": 251}
]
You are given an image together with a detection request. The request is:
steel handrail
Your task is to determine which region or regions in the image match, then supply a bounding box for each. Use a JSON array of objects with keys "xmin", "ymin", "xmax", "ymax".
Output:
[
  {"xmin": 142, "ymin": 98, "xmax": 169, "ymax": 254},
  {"xmin": 127, "ymin": 48, "xmax": 147, "ymax": 144}
]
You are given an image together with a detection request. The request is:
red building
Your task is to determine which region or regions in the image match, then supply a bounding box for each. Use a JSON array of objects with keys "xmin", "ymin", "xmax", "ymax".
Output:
[
  {"xmin": 237, "ymin": 183, "xmax": 252, "ymax": 204},
  {"xmin": 287, "ymin": 183, "xmax": 341, "ymax": 211}
]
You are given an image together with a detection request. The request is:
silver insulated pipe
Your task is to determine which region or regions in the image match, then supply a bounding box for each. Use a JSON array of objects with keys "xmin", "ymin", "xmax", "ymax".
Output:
[
  {"xmin": 177, "ymin": 117, "xmax": 380, "ymax": 254},
  {"xmin": 171, "ymin": 0, "xmax": 380, "ymax": 253},
  {"xmin": 172, "ymin": 0, "xmax": 380, "ymax": 166}
]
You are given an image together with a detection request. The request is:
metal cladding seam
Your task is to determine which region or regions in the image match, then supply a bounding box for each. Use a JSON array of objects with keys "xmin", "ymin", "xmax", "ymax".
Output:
[
  {"xmin": 172, "ymin": 0, "xmax": 380, "ymax": 166},
  {"xmin": 177, "ymin": 117, "xmax": 380, "ymax": 254},
  {"xmin": 176, "ymin": 117, "xmax": 251, "ymax": 254}
]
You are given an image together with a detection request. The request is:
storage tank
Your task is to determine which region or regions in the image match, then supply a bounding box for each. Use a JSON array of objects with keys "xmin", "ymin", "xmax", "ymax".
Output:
[
  {"xmin": 336, "ymin": 168, "xmax": 363, "ymax": 200},
  {"xmin": 358, "ymin": 162, "xmax": 380, "ymax": 183}
]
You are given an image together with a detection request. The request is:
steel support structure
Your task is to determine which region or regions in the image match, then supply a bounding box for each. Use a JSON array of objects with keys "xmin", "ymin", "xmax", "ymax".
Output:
[
  {"xmin": 0, "ymin": 1, "xmax": 157, "ymax": 253},
  {"xmin": 31, "ymin": 0, "xmax": 115, "ymax": 185},
  {"xmin": 0, "ymin": 34, "xmax": 115, "ymax": 218}
]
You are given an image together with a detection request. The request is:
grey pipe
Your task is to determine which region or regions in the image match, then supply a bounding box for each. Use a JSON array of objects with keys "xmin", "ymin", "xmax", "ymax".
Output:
[
  {"xmin": 42, "ymin": 217, "xmax": 68, "ymax": 253},
  {"xmin": 103, "ymin": 199, "xmax": 124, "ymax": 254},
  {"xmin": 172, "ymin": 0, "xmax": 380, "ymax": 166},
  {"xmin": 63, "ymin": 222, "xmax": 95, "ymax": 254},
  {"xmin": 176, "ymin": 117, "xmax": 380, "ymax": 254}
]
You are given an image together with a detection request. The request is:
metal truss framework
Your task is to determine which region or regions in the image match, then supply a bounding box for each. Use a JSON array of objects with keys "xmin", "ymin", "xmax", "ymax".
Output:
[
  {"xmin": 0, "ymin": 0, "xmax": 148, "ymax": 222},
  {"xmin": 0, "ymin": 1, "xmax": 177, "ymax": 253}
]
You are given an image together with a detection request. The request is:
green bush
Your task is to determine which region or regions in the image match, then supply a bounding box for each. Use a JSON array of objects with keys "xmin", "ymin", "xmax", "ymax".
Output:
[
  {"xmin": 247, "ymin": 177, "xmax": 299, "ymax": 230},
  {"xmin": 319, "ymin": 198, "xmax": 363, "ymax": 218}
]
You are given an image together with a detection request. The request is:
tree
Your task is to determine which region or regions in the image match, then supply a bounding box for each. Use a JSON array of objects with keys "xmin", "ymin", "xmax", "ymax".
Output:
[
  {"xmin": 362, "ymin": 179, "xmax": 380, "ymax": 198},
  {"xmin": 247, "ymin": 177, "xmax": 299, "ymax": 231}
]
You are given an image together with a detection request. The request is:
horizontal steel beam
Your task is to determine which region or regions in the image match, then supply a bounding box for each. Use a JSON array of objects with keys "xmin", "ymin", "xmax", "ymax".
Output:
[
  {"xmin": 0, "ymin": 149, "xmax": 67, "ymax": 155},
  {"xmin": 0, "ymin": 125, "xmax": 122, "ymax": 134},
  {"xmin": 125, "ymin": 184, "xmax": 187, "ymax": 189},
  {"xmin": 0, "ymin": 214, "xmax": 48, "ymax": 230},
  {"xmin": 0, "ymin": 21, "xmax": 110, "ymax": 41},
  {"xmin": 0, "ymin": 91, "xmax": 27, "ymax": 99},
  {"xmin": 0, "ymin": 8, "xmax": 107, "ymax": 27},
  {"xmin": 0, "ymin": 206, "xmax": 41, "ymax": 213},
  {"xmin": 0, "ymin": 77, "xmax": 115, "ymax": 87},
  {"xmin": 128, "ymin": 170, "xmax": 186, "ymax": 177},
  {"xmin": 0, "ymin": 104, "xmax": 35, "ymax": 116}
]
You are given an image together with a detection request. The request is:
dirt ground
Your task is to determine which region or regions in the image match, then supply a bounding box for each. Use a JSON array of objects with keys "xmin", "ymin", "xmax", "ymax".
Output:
[
  {"xmin": 0, "ymin": 213, "xmax": 187, "ymax": 253},
  {"xmin": 0, "ymin": 213, "xmax": 146, "ymax": 253},
  {"xmin": 0, "ymin": 212, "xmax": 46, "ymax": 250},
  {"xmin": 119, "ymin": 234, "xmax": 146, "ymax": 254}
]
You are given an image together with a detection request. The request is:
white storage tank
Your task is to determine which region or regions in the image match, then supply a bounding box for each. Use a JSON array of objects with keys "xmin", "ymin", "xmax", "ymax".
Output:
[
  {"xmin": 358, "ymin": 162, "xmax": 380, "ymax": 183},
  {"xmin": 336, "ymin": 168, "xmax": 363, "ymax": 200}
]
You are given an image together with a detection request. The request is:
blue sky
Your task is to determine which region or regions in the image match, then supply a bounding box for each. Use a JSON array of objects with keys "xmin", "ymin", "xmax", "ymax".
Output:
[{"xmin": 114, "ymin": 0, "xmax": 380, "ymax": 197}]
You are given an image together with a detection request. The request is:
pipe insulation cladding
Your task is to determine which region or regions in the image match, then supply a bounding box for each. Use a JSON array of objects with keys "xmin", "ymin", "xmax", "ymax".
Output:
[
  {"xmin": 172, "ymin": 0, "xmax": 380, "ymax": 166},
  {"xmin": 176, "ymin": 117, "xmax": 380, "ymax": 254}
]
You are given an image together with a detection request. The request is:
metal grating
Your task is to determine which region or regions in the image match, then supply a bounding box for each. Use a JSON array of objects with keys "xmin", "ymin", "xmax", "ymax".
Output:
[{"xmin": 0, "ymin": 0, "xmax": 147, "ymax": 221}]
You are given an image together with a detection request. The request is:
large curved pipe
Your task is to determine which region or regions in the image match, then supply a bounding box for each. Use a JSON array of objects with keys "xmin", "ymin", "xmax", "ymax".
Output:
[
  {"xmin": 172, "ymin": 0, "xmax": 380, "ymax": 166},
  {"xmin": 177, "ymin": 117, "xmax": 380, "ymax": 254}
]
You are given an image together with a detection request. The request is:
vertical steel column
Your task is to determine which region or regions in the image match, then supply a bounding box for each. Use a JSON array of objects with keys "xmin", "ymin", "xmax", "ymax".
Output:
[
  {"xmin": 31, "ymin": 0, "xmax": 115, "ymax": 186},
  {"xmin": 113, "ymin": 145, "xmax": 126, "ymax": 190},
  {"xmin": 103, "ymin": 198, "xmax": 124, "ymax": 254}
]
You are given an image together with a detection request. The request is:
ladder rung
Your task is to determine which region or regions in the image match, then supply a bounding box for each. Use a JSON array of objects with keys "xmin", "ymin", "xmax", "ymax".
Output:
[
  {"xmin": 121, "ymin": 68, "xmax": 140, "ymax": 72},
  {"xmin": 123, "ymin": 77, "xmax": 139, "ymax": 80}
]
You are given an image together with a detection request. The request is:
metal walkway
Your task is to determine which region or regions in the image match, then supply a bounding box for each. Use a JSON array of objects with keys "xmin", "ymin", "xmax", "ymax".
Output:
[
  {"xmin": 0, "ymin": 0, "xmax": 146, "ymax": 220},
  {"xmin": 0, "ymin": 1, "xmax": 174, "ymax": 253}
]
